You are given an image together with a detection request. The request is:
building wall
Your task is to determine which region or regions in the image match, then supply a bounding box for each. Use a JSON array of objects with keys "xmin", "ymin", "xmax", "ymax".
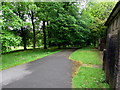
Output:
[
  {"xmin": 116, "ymin": 30, "xmax": 120, "ymax": 89},
  {"xmin": 103, "ymin": 9, "xmax": 120, "ymax": 89},
  {"xmin": 108, "ymin": 13, "xmax": 120, "ymax": 34}
]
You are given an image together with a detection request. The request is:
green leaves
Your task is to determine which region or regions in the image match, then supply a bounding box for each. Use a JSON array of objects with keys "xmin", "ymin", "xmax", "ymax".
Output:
[
  {"xmin": 2, "ymin": 5, "xmax": 23, "ymax": 28},
  {"xmin": 1, "ymin": 1, "xmax": 117, "ymax": 52},
  {"xmin": 1, "ymin": 30, "xmax": 22, "ymax": 53},
  {"xmin": 28, "ymin": 3, "xmax": 38, "ymax": 11},
  {"xmin": 77, "ymin": 1, "xmax": 116, "ymax": 46}
]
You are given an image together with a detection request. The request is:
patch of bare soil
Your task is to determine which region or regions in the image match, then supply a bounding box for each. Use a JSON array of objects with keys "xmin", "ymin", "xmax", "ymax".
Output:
[
  {"xmin": 71, "ymin": 60, "xmax": 81, "ymax": 78},
  {"xmin": 71, "ymin": 60, "xmax": 102, "ymax": 78},
  {"xmin": 99, "ymin": 51, "xmax": 103, "ymax": 62},
  {"xmin": 82, "ymin": 64, "xmax": 102, "ymax": 68}
]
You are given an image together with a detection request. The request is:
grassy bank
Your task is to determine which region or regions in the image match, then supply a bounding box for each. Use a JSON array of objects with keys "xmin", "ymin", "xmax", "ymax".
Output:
[
  {"xmin": 69, "ymin": 47, "xmax": 109, "ymax": 88},
  {"xmin": 1, "ymin": 48, "xmax": 63, "ymax": 70}
]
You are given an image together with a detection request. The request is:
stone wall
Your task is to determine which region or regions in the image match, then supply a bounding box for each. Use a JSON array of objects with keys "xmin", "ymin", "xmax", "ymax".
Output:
[
  {"xmin": 103, "ymin": 30, "xmax": 120, "ymax": 89},
  {"xmin": 103, "ymin": 2, "xmax": 120, "ymax": 88},
  {"xmin": 116, "ymin": 30, "xmax": 120, "ymax": 89}
]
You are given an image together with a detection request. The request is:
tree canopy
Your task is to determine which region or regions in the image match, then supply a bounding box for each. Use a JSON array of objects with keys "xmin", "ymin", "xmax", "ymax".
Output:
[{"xmin": 1, "ymin": 1, "xmax": 116, "ymax": 53}]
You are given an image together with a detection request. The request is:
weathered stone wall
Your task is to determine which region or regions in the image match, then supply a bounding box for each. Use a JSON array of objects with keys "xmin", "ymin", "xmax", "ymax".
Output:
[
  {"xmin": 116, "ymin": 30, "xmax": 120, "ymax": 89},
  {"xmin": 103, "ymin": 8, "xmax": 120, "ymax": 89},
  {"xmin": 103, "ymin": 30, "xmax": 120, "ymax": 89}
]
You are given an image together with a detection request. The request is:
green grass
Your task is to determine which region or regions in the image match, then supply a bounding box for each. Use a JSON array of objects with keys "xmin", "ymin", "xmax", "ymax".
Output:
[
  {"xmin": 1, "ymin": 48, "xmax": 63, "ymax": 70},
  {"xmin": 69, "ymin": 47, "xmax": 110, "ymax": 88},
  {"xmin": 69, "ymin": 48, "xmax": 102, "ymax": 65},
  {"xmin": 73, "ymin": 66, "xmax": 109, "ymax": 88}
]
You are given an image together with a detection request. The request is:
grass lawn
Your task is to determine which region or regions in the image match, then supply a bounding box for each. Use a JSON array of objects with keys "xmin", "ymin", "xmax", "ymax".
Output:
[
  {"xmin": 73, "ymin": 66, "xmax": 109, "ymax": 88},
  {"xmin": 1, "ymin": 48, "xmax": 63, "ymax": 71},
  {"xmin": 69, "ymin": 48, "xmax": 102, "ymax": 65},
  {"xmin": 69, "ymin": 47, "xmax": 110, "ymax": 88}
]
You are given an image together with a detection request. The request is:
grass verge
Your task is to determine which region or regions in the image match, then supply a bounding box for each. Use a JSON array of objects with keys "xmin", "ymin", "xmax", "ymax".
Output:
[
  {"xmin": 1, "ymin": 48, "xmax": 63, "ymax": 71},
  {"xmin": 69, "ymin": 48, "xmax": 102, "ymax": 65},
  {"xmin": 69, "ymin": 47, "xmax": 110, "ymax": 88}
]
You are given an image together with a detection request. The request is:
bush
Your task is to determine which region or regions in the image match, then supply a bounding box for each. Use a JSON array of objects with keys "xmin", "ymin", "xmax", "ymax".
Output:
[{"xmin": 1, "ymin": 30, "xmax": 21, "ymax": 53}]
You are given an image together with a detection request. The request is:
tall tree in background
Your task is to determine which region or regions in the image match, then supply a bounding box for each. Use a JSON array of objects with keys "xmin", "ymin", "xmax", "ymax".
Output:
[
  {"xmin": 12, "ymin": 2, "xmax": 30, "ymax": 50},
  {"xmin": 78, "ymin": 1, "xmax": 116, "ymax": 46},
  {"xmin": 2, "ymin": 2, "xmax": 32, "ymax": 50},
  {"xmin": 1, "ymin": 1, "xmax": 117, "ymax": 53},
  {"xmin": 2, "ymin": 2, "xmax": 23, "ymax": 52},
  {"xmin": 29, "ymin": 3, "xmax": 38, "ymax": 49}
]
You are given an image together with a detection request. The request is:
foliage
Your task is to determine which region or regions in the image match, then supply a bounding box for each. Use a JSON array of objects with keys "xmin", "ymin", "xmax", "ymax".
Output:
[
  {"xmin": 79, "ymin": 1, "xmax": 116, "ymax": 46},
  {"xmin": 1, "ymin": 30, "xmax": 21, "ymax": 53},
  {"xmin": 2, "ymin": 3, "xmax": 23, "ymax": 29},
  {"xmin": 2, "ymin": 2, "xmax": 32, "ymax": 51},
  {"xmin": 1, "ymin": 1, "xmax": 117, "ymax": 52},
  {"xmin": 47, "ymin": 2, "xmax": 80, "ymax": 47}
]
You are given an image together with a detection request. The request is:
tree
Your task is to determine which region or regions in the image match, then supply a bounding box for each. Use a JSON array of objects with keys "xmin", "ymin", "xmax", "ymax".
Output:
[
  {"xmin": 2, "ymin": 2, "xmax": 32, "ymax": 50},
  {"xmin": 2, "ymin": 1, "xmax": 116, "ymax": 53},
  {"xmin": 77, "ymin": 1, "xmax": 116, "ymax": 46},
  {"xmin": 28, "ymin": 3, "xmax": 38, "ymax": 49},
  {"xmin": 2, "ymin": 2, "xmax": 23, "ymax": 52},
  {"xmin": 1, "ymin": 30, "xmax": 21, "ymax": 53}
]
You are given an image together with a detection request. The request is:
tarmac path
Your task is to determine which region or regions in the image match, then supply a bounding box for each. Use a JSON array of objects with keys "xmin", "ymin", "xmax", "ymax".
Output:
[{"xmin": 1, "ymin": 49, "xmax": 75, "ymax": 88}]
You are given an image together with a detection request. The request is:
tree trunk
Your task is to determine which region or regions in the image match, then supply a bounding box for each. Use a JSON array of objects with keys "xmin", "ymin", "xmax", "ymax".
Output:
[
  {"xmin": 21, "ymin": 27, "xmax": 27, "ymax": 50},
  {"xmin": 43, "ymin": 21, "xmax": 47, "ymax": 49},
  {"xmin": 23, "ymin": 42, "xmax": 27, "ymax": 50},
  {"xmin": 93, "ymin": 39, "xmax": 96, "ymax": 47},
  {"xmin": 87, "ymin": 40, "xmax": 91, "ymax": 46},
  {"xmin": 58, "ymin": 44, "xmax": 61, "ymax": 49},
  {"xmin": 31, "ymin": 11, "xmax": 36, "ymax": 49},
  {"xmin": 63, "ymin": 44, "xmax": 66, "ymax": 48},
  {"xmin": 18, "ymin": 11, "xmax": 27, "ymax": 50},
  {"xmin": 47, "ymin": 21, "xmax": 51, "ymax": 47}
]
